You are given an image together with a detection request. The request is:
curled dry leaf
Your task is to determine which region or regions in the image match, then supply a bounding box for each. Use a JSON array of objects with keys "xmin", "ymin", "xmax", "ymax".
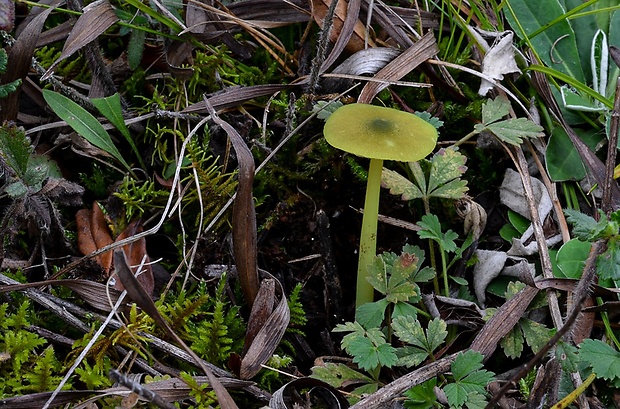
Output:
[
  {"xmin": 310, "ymin": 0, "xmax": 374, "ymax": 54},
  {"xmin": 75, "ymin": 202, "xmax": 154, "ymax": 295}
]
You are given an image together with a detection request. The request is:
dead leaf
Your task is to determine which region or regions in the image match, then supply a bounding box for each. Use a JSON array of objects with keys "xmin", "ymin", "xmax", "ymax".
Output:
[
  {"xmin": 310, "ymin": 0, "xmax": 373, "ymax": 54},
  {"xmin": 0, "ymin": 2, "xmax": 59, "ymax": 121},
  {"xmin": 42, "ymin": 0, "xmax": 119, "ymax": 80},
  {"xmin": 90, "ymin": 202, "xmax": 114, "ymax": 273},
  {"xmin": 114, "ymin": 222, "xmax": 154, "ymax": 295}
]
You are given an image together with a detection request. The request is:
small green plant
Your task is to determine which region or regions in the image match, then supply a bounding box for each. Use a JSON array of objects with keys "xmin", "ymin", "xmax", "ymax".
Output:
[
  {"xmin": 0, "ymin": 301, "xmax": 69, "ymax": 397},
  {"xmin": 0, "ymin": 48, "xmax": 21, "ymax": 98},
  {"xmin": 404, "ymin": 350, "xmax": 495, "ymax": 409}
]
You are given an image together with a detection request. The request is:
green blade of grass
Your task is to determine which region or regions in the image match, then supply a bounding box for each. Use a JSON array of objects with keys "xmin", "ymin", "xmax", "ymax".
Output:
[
  {"xmin": 42, "ymin": 89, "xmax": 132, "ymax": 173},
  {"xmin": 91, "ymin": 93, "xmax": 145, "ymax": 169}
]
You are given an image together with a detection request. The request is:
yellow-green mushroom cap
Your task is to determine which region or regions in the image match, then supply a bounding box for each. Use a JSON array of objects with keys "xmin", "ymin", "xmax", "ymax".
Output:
[{"xmin": 324, "ymin": 103, "xmax": 438, "ymax": 162}]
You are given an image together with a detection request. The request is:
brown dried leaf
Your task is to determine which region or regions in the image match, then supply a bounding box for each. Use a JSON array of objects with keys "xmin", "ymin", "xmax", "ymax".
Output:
[
  {"xmin": 0, "ymin": 2, "xmax": 58, "ymax": 121},
  {"xmin": 310, "ymin": 0, "xmax": 372, "ymax": 54},
  {"xmin": 76, "ymin": 208, "xmax": 97, "ymax": 260},
  {"xmin": 358, "ymin": 32, "xmax": 438, "ymax": 103},
  {"xmin": 243, "ymin": 278, "xmax": 275, "ymax": 352},
  {"xmin": 240, "ymin": 274, "xmax": 290, "ymax": 379},
  {"xmin": 114, "ymin": 222, "xmax": 154, "ymax": 296},
  {"xmin": 42, "ymin": 0, "xmax": 119, "ymax": 80},
  {"xmin": 90, "ymin": 202, "xmax": 114, "ymax": 274}
]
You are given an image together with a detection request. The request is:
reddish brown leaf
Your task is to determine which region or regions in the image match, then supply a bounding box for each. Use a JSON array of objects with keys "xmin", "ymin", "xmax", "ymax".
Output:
[
  {"xmin": 90, "ymin": 202, "xmax": 114, "ymax": 273},
  {"xmin": 114, "ymin": 222, "xmax": 154, "ymax": 296},
  {"xmin": 76, "ymin": 208, "xmax": 97, "ymax": 260}
]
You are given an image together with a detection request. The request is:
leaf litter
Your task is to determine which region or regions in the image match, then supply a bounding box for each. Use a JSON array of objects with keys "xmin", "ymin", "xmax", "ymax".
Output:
[{"xmin": 1, "ymin": 0, "xmax": 620, "ymax": 408}]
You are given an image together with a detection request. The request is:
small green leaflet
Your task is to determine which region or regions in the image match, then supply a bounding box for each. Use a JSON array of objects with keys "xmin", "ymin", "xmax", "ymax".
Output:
[
  {"xmin": 42, "ymin": 90, "xmax": 131, "ymax": 172},
  {"xmin": 0, "ymin": 125, "xmax": 32, "ymax": 176},
  {"xmin": 310, "ymin": 362, "xmax": 373, "ymax": 388},
  {"xmin": 579, "ymin": 339, "xmax": 620, "ymax": 381},
  {"xmin": 473, "ymin": 97, "xmax": 544, "ymax": 146},
  {"xmin": 417, "ymin": 214, "xmax": 458, "ymax": 253},
  {"xmin": 334, "ymin": 322, "xmax": 397, "ymax": 371},
  {"xmin": 393, "ymin": 316, "xmax": 447, "ymax": 367},
  {"xmin": 313, "ymin": 100, "xmax": 343, "ymax": 120},
  {"xmin": 443, "ymin": 351, "xmax": 494, "ymax": 409},
  {"xmin": 382, "ymin": 147, "xmax": 468, "ymax": 202},
  {"xmin": 403, "ymin": 379, "xmax": 437, "ymax": 409}
]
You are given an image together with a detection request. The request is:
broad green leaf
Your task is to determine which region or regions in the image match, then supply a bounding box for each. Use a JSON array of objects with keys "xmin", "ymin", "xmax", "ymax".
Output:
[
  {"xmin": 366, "ymin": 256, "xmax": 388, "ymax": 295},
  {"xmin": 404, "ymin": 379, "xmax": 437, "ymax": 409},
  {"xmin": 451, "ymin": 351, "xmax": 486, "ymax": 381},
  {"xmin": 0, "ymin": 125, "xmax": 32, "ymax": 176},
  {"xmin": 382, "ymin": 167, "xmax": 423, "ymax": 201},
  {"xmin": 396, "ymin": 345, "xmax": 429, "ymax": 368},
  {"xmin": 546, "ymin": 127, "xmax": 586, "ymax": 181},
  {"xmin": 504, "ymin": 0, "xmax": 585, "ymax": 83},
  {"xmin": 500, "ymin": 327, "xmax": 524, "ymax": 359},
  {"xmin": 427, "ymin": 147, "xmax": 468, "ymax": 198},
  {"xmin": 520, "ymin": 318, "xmax": 552, "ymax": 353},
  {"xmin": 356, "ymin": 299, "xmax": 389, "ymax": 329},
  {"xmin": 42, "ymin": 90, "xmax": 130, "ymax": 172},
  {"xmin": 310, "ymin": 362, "xmax": 373, "ymax": 388},
  {"xmin": 91, "ymin": 93, "xmax": 144, "ymax": 168},
  {"xmin": 463, "ymin": 391, "xmax": 488, "ymax": 409},
  {"xmin": 348, "ymin": 330, "xmax": 397, "ymax": 371},
  {"xmin": 445, "ymin": 351, "xmax": 494, "ymax": 408},
  {"xmin": 479, "ymin": 118, "xmax": 544, "ymax": 146},
  {"xmin": 564, "ymin": 208, "xmax": 599, "ymax": 240},
  {"xmin": 597, "ymin": 238, "xmax": 620, "ymax": 280},
  {"xmin": 444, "ymin": 382, "xmax": 469, "ymax": 408},
  {"xmin": 579, "ymin": 339, "xmax": 620, "ymax": 381},
  {"xmin": 386, "ymin": 282, "xmax": 418, "ymax": 303},
  {"xmin": 555, "ymin": 239, "xmax": 591, "ymax": 278},
  {"xmin": 508, "ymin": 210, "xmax": 530, "ymax": 235},
  {"xmin": 481, "ymin": 97, "xmax": 510, "ymax": 125},
  {"xmin": 413, "ymin": 266, "xmax": 436, "ymax": 283},
  {"xmin": 556, "ymin": 341, "xmax": 579, "ymax": 373}
]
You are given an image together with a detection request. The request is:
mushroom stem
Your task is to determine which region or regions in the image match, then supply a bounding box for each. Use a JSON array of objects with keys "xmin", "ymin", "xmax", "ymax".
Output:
[{"xmin": 356, "ymin": 157, "xmax": 383, "ymax": 308}]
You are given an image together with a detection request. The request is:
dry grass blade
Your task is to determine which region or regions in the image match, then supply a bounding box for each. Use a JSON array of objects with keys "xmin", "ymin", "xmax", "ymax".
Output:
[
  {"xmin": 240, "ymin": 275, "xmax": 290, "ymax": 379},
  {"xmin": 183, "ymin": 84, "xmax": 293, "ymax": 113},
  {"xmin": 320, "ymin": 0, "xmax": 362, "ymax": 72},
  {"xmin": 357, "ymin": 31, "xmax": 438, "ymax": 103},
  {"xmin": 0, "ymin": 390, "xmax": 97, "ymax": 409},
  {"xmin": 0, "ymin": 2, "xmax": 58, "ymax": 121},
  {"xmin": 227, "ymin": 0, "xmax": 310, "ymax": 27},
  {"xmin": 201, "ymin": 97, "xmax": 259, "ymax": 306},
  {"xmin": 113, "ymin": 250, "xmax": 239, "ymax": 409},
  {"xmin": 0, "ymin": 278, "xmax": 123, "ymax": 312},
  {"xmin": 42, "ymin": 0, "xmax": 119, "ymax": 80},
  {"xmin": 310, "ymin": 0, "xmax": 373, "ymax": 54}
]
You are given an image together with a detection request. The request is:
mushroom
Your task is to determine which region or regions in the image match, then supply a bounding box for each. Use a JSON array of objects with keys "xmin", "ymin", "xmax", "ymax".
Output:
[{"xmin": 323, "ymin": 103, "xmax": 438, "ymax": 307}]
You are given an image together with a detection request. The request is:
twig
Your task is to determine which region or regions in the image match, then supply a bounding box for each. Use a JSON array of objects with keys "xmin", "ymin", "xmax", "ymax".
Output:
[
  {"xmin": 109, "ymin": 370, "xmax": 177, "ymax": 409},
  {"xmin": 602, "ymin": 76, "xmax": 620, "ymax": 214}
]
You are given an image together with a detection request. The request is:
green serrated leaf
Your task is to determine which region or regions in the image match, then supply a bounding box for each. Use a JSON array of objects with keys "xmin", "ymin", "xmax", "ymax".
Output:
[
  {"xmin": 0, "ymin": 125, "xmax": 32, "ymax": 176},
  {"xmin": 556, "ymin": 341, "xmax": 579, "ymax": 373},
  {"xmin": 392, "ymin": 315, "xmax": 425, "ymax": 347},
  {"xmin": 5, "ymin": 181, "xmax": 28, "ymax": 198},
  {"xmin": 392, "ymin": 301, "xmax": 420, "ymax": 320},
  {"xmin": 427, "ymin": 148, "xmax": 468, "ymax": 197},
  {"xmin": 127, "ymin": 27, "xmax": 146, "ymax": 70},
  {"xmin": 597, "ymin": 238, "xmax": 620, "ymax": 280},
  {"xmin": 481, "ymin": 97, "xmax": 511, "ymax": 125},
  {"xmin": 310, "ymin": 362, "xmax": 373, "ymax": 388},
  {"xmin": 386, "ymin": 282, "xmax": 418, "ymax": 303},
  {"xmin": 526, "ymin": 321, "xmax": 555, "ymax": 358},
  {"xmin": 42, "ymin": 90, "xmax": 131, "ymax": 172},
  {"xmin": 451, "ymin": 351, "xmax": 486, "ymax": 381},
  {"xmin": 579, "ymin": 339, "xmax": 620, "ymax": 381},
  {"xmin": 500, "ymin": 326, "xmax": 524, "ymax": 359},
  {"xmin": 445, "ymin": 351, "xmax": 494, "ymax": 408},
  {"xmin": 356, "ymin": 299, "xmax": 389, "ymax": 329},
  {"xmin": 404, "ymin": 378, "xmax": 437, "ymax": 409},
  {"xmin": 366, "ymin": 256, "xmax": 388, "ymax": 295},
  {"xmin": 396, "ymin": 345, "xmax": 429, "ymax": 368},
  {"xmin": 464, "ymin": 391, "xmax": 488, "ymax": 409},
  {"xmin": 483, "ymin": 118, "xmax": 544, "ymax": 146},
  {"xmin": 564, "ymin": 208, "xmax": 599, "ymax": 240},
  {"xmin": 444, "ymin": 382, "xmax": 469, "ymax": 408},
  {"xmin": 417, "ymin": 214, "xmax": 458, "ymax": 253},
  {"xmin": 382, "ymin": 167, "xmax": 424, "ymax": 201},
  {"xmin": 313, "ymin": 100, "xmax": 343, "ymax": 120}
]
